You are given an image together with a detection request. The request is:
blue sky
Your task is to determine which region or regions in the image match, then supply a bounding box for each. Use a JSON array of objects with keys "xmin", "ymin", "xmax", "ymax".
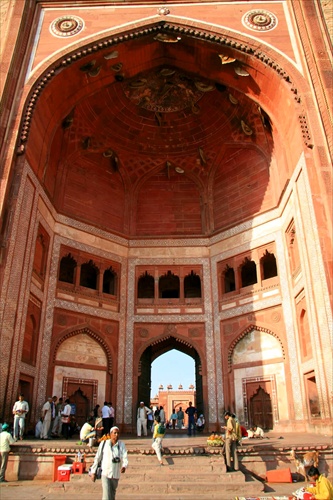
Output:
[{"xmin": 151, "ymin": 349, "xmax": 195, "ymax": 397}]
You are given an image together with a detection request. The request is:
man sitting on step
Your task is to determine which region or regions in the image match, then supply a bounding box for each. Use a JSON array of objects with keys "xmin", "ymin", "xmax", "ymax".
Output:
[{"xmin": 80, "ymin": 417, "xmax": 102, "ymax": 444}]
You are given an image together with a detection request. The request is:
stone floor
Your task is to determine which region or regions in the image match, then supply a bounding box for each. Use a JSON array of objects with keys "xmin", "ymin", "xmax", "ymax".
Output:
[{"xmin": 0, "ymin": 430, "xmax": 332, "ymax": 500}]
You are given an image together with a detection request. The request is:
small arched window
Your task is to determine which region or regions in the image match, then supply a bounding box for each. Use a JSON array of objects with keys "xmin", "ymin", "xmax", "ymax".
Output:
[
  {"xmin": 138, "ymin": 272, "xmax": 155, "ymax": 299},
  {"xmin": 159, "ymin": 271, "xmax": 180, "ymax": 299},
  {"xmin": 80, "ymin": 260, "xmax": 98, "ymax": 290},
  {"xmin": 223, "ymin": 265, "xmax": 235, "ymax": 293},
  {"xmin": 184, "ymin": 271, "xmax": 201, "ymax": 298},
  {"xmin": 261, "ymin": 250, "xmax": 278, "ymax": 280},
  {"xmin": 103, "ymin": 268, "xmax": 116, "ymax": 295},
  {"xmin": 59, "ymin": 253, "xmax": 76, "ymax": 284},
  {"xmin": 240, "ymin": 258, "xmax": 257, "ymax": 287}
]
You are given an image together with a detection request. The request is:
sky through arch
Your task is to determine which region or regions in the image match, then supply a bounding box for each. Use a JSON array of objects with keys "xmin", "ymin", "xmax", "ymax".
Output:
[{"xmin": 151, "ymin": 349, "xmax": 195, "ymax": 397}]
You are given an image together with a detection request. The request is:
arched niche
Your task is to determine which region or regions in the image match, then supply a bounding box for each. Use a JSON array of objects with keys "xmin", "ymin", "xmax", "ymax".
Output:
[
  {"xmin": 229, "ymin": 327, "xmax": 287, "ymax": 427},
  {"xmin": 52, "ymin": 329, "xmax": 112, "ymax": 414},
  {"xmin": 231, "ymin": 329, "xmax": 283, "ymax": 365}
]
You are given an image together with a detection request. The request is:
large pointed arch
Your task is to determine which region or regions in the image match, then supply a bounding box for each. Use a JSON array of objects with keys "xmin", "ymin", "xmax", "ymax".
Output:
[{"xmin": 135, "ymin": 329, "xmax": 205, "ymax": 424}]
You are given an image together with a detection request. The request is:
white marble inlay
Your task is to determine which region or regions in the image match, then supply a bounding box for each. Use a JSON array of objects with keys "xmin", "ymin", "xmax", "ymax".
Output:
[
  {"xmin": 262, "ymin": 289, "xmax": 279, "ymax": 297},
  {"xmin": 240, "ymin": 295, "xmax": 259, "ymax": 305},
  {"xmin": 221, "ymin": 302, "xmax": 237, "ymax": 310}
]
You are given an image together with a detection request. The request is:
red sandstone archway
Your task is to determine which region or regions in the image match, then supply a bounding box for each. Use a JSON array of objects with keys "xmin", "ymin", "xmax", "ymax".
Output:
[{"xmin": 135, "ymin": 332, "xmax": 205, "ymax": 430}]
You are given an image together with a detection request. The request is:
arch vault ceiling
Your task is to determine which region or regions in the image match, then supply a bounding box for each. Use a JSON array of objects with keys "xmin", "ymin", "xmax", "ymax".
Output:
[{"xmin": 25, "ymin": 23, "xmax": 279, "ymax": 238}]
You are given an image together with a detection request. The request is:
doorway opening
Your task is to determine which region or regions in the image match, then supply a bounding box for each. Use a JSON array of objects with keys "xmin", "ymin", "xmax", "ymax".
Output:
[{"xmin": 137, "ymin": 336, "xmax": 204, "ymax": 425}]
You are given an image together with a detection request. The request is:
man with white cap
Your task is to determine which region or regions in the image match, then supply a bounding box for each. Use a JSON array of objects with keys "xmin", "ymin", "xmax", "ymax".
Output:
[
  {"xmin": 90, "ymin": 426, "xmax": 128, "ymax": 500},
  {"xmin": 136, "ymin": 402, "xmax": 152, "ymax": 437}
]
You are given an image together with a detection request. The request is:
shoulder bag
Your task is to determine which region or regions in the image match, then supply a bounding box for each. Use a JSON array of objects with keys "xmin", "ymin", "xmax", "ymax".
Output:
[{"xmin": 89, "ymin": 441, "xmax": 106, "ymax": 479}]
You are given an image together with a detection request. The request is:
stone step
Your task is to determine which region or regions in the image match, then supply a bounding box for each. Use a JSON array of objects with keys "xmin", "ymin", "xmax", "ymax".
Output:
[
  {"xmin": 54, "ymin": 470, "xmax": 263, "ymax": 497},
  {"xmin": 69, "ymin": 469, "xmax": 243, "ymax": 484}
]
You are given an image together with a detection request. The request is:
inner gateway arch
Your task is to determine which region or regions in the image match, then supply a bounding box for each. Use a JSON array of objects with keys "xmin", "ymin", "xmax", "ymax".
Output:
[{"xmin": 0, "ymin": 2, "xmax": 332, "ymax": 435}]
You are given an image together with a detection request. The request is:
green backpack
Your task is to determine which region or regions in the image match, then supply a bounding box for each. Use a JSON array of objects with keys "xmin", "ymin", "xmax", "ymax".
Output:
[{"xmin": 157, "ymin": 423, "xmax": 166, "ymax": 434}]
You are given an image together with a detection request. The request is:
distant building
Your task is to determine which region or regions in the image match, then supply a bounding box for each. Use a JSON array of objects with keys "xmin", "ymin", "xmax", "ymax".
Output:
[{"xmin": 151, "ymin": 384, "xmax": 197, "ymax": 425}]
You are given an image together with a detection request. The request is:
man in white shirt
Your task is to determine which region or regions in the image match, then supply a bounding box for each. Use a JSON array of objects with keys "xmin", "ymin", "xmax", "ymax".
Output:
[
  {"xmin": 40, "ymin": 397, "xmax": 52, "ymax": 439},
  {"xmin": 109, "ymin": 403, "xmax": 115, "ymax": 429},
  {"xmin": 102, "ymin": 401, "xmax": 112, "ymax": 436},
  {"xmin": 90, "ymin": 426, "xmax": 128, "ymax": 500},
  {"xmin": 12, "ymin": 394, "xmax": 29, "ymax": 441},
  {"xmin": 61, "ymin": 399, "xmax": 72, "ymax": 440},
  {"xmin": 136, "ymin": 402, "xmax": 152, "ymax": 437},
  {"xmin": 253, "ymin": 425, "xmax": 265, "ymax": 438}
]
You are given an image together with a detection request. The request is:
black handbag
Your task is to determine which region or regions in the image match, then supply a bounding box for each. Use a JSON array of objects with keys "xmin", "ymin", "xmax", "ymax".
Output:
[{"xmin": 96, "ymin": 465, "xmax": 102, "ymax": 479}]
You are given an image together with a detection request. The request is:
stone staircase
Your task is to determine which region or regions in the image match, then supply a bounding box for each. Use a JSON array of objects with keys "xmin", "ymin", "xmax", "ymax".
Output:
[{"xmin": 50, "ymin": 453, "xmax": 264, "ymax": 499}]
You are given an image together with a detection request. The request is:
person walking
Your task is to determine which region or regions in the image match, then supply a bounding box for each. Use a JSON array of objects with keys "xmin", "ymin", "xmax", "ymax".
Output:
[
  {"xmin": 102, "ymin": 401, "xmax": 112, "ymax": 436},
  {"xmin": 170, "ymin": 409, "xmax": 177, "ymax": 430},
  {"xmin": 159, "ymin": 406, "xmax": 165, "ymax": 425},
  {"xmin": 224, "ymin": 411, "xmax": 239, "ymax": 472},
  {"xmin": 90, "ymin": 426, "xmax": 128, "ymax": 500},
  {"xmin": 147, "ymin": 406, "xmax": 154, "ymax": 433},
  {"xmin": 12, "ymin": 394, "xmax": 29, "ymax": 441},
  {"xmin": 185, "ymin": 402, "xmax": 197, "ymax": 436},
  {"xmin": 136, "ymin": 402, "xmax": 151, "ymax": 437},
  {"xmin": 40, "ymin": 397, "xmax": 52, "ymax": 439},
  {"xmin": 152, "ymin": 416, "xmax": 166, "ymax": 466},
  {"xmin": 109, "ymin": 403, "xmax": 115, "ymax": 429},
  {"xmin": 176, "ymin": 407, "xmax": 184, "ymax": 429},
  {"xmin": 0, "ymin": 424, "xmax": 15, "ymax": 482},
  {"xmin": 61, "ymin": 399, "xmax": 72, "ymax": 440},
  {"xmin": 51, "ymin": 397, "xmax": 63, "ymax": 437}
]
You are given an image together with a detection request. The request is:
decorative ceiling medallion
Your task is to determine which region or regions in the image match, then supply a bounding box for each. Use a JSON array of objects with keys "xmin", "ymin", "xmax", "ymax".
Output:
[
  {"xmin": 124, "ymin": 67, "xmax": 213, "ymax": 113},
  {"xmin": 50, "ymin": 16, "xmax": 84, "ymax": 38},
  {"xmin": 242, "ymin": 10, "xmax": 278, "ymax": 32}
]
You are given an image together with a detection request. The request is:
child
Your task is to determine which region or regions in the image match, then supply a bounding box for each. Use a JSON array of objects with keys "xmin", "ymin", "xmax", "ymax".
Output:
[
  {"xmin": 305, "ymin": 466, "xmax": 333, "ymax": 499},
  {"xmin": 152, "ymin": 416, "xmax": 166, "ymax": 466}
]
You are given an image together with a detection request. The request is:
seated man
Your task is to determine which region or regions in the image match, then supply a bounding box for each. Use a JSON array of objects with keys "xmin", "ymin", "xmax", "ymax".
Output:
[
  {"xmin": 80, "ymin": 417, "xmax": 98, "ymax": 443},
  {"xmin": 196, "ymin": 414, "xmax": 205, "ymax": 432},
  {"xmin": 253, "ymin": 425, "xmax": 264, "ymax": 438}
]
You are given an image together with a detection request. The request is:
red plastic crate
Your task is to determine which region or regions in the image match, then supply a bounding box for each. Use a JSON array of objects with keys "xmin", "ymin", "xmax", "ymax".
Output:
[{"xmin": 73, "ymin": 462, "xmax": 86, "ymax": 474}]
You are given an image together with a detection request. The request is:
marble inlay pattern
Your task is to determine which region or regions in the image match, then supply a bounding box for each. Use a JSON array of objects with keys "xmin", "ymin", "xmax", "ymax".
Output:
[
  {"xmin": 296, "ymin": 158, "xmax": 332, "ymax": 418},
  {"xmin": 50, "ymin": 16, "xmax": 84, "ymax": 38},
  {"xmin": 220, "ymin": 294, "xmax": 281, "ymax": 320},
  {"xmin": 242, "ymin": 10, "xmax": 278, "ymax": 32},
  {"xmin": 274, "ymin": 229, "xmax": 304, "ymax": 420},
  {"xmin": 1, "ymin": 172, "xmax": 37, "ymax": 421}
]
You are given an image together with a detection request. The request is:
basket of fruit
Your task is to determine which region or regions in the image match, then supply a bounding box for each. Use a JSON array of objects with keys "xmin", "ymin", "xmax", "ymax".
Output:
[{"xmin": 207, "ymin": 434, "xmax": 224, "ymax": 447}]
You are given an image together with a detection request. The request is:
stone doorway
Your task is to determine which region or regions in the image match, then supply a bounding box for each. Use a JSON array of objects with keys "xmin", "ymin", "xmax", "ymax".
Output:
[
  {"xmin": 137, "ymin": 335, "xmax": 204, "ymax": 422},
  {"xmin": 249, "ymin": 385, "xmax": 273, "ymax": 430},
  {"xmin": 62, "ymin": 377, "xmax": 98, "ymax": 428}
]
